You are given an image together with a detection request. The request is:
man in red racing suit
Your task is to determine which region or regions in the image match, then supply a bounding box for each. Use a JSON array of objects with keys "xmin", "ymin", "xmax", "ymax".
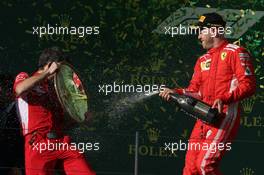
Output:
[
  {"xmin": 14, "ymin": 48, "xmax": 96, "ymax": 175},
  {"xmin": 160, "ymin": 13, "xmax": 256, "ymax": 175}
]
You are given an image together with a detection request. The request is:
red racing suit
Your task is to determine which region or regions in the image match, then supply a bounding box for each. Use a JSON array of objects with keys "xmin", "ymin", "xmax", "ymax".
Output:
[
  {"xmin": 14, "ymin": 72, "xmax": 96, "ymax": 175},
  {"xmin": 175, "ymin": 40, "xmax": 256, "ymax": 175}
]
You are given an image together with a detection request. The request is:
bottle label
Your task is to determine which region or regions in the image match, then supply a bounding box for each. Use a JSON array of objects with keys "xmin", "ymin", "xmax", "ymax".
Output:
[{"xmin": 194, "ymin": 101, "xmax": 210, "ymax": 116}]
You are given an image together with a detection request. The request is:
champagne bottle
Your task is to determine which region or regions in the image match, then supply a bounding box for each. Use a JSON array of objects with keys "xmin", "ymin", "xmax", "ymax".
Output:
[{"xmin": 170, "ymin": 93, "xmax": 219, "ymax": 124}]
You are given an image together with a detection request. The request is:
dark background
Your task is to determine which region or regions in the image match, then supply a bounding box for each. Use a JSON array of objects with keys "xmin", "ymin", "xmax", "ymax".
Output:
[{"xmin": 0, "ymin": 0, "xmax": 263, "ymax": 174}]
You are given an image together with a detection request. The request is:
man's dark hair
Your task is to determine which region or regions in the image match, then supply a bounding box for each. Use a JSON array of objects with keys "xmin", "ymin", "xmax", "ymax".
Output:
[{"xmin": 38, "ymin": 47, "xmax": 67, "ymax": 68}]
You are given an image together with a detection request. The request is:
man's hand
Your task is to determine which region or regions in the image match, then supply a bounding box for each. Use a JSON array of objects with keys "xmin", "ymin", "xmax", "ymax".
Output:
[
  {"xmin": 212, "ymin": 99, "xmax": 223, "ymax": 113},
  {"xmin": 45, "ymin": 62, "xmax": 60, "ymax": 76},
  {"xmin": 159, "ymin": 88, "xmax": 174, "ymax": 101}
]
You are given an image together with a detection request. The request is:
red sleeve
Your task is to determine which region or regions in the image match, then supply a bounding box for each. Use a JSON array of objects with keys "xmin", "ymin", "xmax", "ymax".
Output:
[
  {"xmin": 174, "ymin": 58, "xmax": 202, "ymax": 95},
  {"xmin": 13, "ymin": 72, "xmax": 29, "ymax": 94},
  {"xmin": 217, "ymin": 48, "xmax": 256, "ymax": 104}
]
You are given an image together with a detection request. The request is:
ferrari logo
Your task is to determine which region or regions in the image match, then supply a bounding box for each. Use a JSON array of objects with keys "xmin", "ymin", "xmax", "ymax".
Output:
[{"xmin": 221, "ymin": 52, "xmax": 227, "ymax": 60}]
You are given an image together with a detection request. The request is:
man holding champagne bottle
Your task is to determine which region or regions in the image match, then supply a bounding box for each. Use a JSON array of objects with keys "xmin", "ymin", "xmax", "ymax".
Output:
[{"xmin": 159, "ymin": 13, "xmax": 256, "ymax": 175}]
